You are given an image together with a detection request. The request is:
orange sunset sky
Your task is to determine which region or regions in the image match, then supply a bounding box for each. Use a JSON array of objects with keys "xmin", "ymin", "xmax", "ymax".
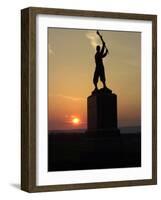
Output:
[{"xmin": 48, "ymin": 28, "xmax": 141, "ymax": 130}]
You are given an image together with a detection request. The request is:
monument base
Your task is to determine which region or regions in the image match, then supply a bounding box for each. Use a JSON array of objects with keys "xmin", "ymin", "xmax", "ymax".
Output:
[{"xmin": 87, "ymin": 87, "xmax": 120, "ymax": 136}]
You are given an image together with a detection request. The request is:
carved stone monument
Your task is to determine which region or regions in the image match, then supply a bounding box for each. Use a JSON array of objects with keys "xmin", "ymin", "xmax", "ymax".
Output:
[{"xmin": 87, "ymin": 31, "xmax": 120, "ymax": 135}]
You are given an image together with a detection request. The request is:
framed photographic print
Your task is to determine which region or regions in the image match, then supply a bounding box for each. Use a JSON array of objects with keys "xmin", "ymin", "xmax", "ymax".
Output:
[{"xmin": 21, "ymin": 7, "xmax": 157, "ymax": 192}]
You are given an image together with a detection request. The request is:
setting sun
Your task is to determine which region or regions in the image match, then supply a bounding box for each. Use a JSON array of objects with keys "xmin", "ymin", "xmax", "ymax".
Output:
[{"xmin": 72, "ymin": 117, "xmax": 80, "ymax": 125}]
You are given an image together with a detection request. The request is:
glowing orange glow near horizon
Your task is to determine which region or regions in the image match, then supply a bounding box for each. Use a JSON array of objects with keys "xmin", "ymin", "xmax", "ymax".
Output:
[{"xmin": 72, "ymin": 117, "xmax": 80, "ymax": 125}]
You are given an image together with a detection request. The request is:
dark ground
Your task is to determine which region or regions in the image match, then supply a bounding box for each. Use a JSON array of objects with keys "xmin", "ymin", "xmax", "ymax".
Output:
[{"xmin": 48, "ymin": 132, "xmax": 141, "ymax": 171}]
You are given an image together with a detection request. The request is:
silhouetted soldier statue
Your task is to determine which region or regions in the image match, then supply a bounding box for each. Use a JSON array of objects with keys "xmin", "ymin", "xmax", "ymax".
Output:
[
  {"xmin": 93, "ymin": 31, "xmax": 109, "ymax": 91},
  {"xmin": 88, "ymin": 31, "xmax": 119, "ymax": 135}
]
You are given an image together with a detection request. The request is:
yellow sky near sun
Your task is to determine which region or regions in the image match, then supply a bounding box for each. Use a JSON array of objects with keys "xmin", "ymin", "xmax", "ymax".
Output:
[{"xmin": 48, "ymin": 28, "xmax": 141, "ymax": 130}]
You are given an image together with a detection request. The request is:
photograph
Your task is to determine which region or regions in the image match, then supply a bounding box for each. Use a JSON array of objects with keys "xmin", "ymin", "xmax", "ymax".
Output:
[{"xmin": 48, "ymin": 27, "xmax": 141, "ymax": 171}]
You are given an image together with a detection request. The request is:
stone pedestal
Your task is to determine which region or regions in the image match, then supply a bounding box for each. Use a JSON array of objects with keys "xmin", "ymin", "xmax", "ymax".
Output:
[{"xmin": 87, "ymin": 88, "xmax": 120, "ymax": 135}]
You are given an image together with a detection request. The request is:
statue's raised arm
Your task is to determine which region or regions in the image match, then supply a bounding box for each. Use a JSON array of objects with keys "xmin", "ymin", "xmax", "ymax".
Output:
[
  {"xmin": 96, "ymin": 30, "xmax": 109, "ymax": 55},
  {"xmin": 96, "ymin": 30, "xmax": 104, "ymax": 44}
]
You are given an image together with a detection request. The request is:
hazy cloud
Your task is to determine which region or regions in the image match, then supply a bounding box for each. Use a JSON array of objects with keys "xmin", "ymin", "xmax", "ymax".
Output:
[
  {"xmin": 86, "ymin": 31, "xmax": 101, "ymax": 49},
  {"xmin": 56, "ymin": 94, "xmax": 85, "ymax": 102},
  {"xmin": 49, "ymin": 44, "xmax": 54, "ymax": 55}
]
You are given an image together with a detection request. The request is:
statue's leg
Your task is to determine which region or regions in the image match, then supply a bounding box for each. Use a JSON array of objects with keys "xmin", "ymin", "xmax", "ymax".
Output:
[
  {"xmin": 100, "ymin": 67, "xmax": 107, "ymax": 88},
  {"xmin": 93, "ymin": 69, "xmax": 99, "ymax": 89}
]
